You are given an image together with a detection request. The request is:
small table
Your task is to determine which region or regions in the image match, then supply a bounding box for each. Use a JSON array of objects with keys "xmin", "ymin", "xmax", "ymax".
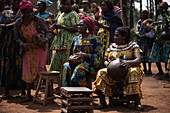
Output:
[
  {"xmin": 61, "ymin": 87, "xmax": 93, "ymax": 113},
  {"xmin": 33, "ymin": 71, "xmax": 60, "ymax": 105}
]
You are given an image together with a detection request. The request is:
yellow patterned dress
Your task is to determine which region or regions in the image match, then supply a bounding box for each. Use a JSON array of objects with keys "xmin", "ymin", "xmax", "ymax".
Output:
[{"xmin": 94, "ymin": 41, "xmax": 144, "ymax": 97}]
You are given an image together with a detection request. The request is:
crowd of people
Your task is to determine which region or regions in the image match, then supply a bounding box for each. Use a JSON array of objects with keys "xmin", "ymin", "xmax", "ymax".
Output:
[{"xmin": 0, "ymin": 0, "xmax": 169, "ymax": 111}]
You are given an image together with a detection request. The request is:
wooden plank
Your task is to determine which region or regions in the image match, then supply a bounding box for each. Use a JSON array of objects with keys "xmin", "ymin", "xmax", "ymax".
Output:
[
  {"xmin": 61, "ymin": 99, "xmax": 69, "ymax": 106},
  {"xmin": 68, "ymin": 105, "xmax": 93, "ymax": 110},
  {"xmin": 61, "ymin": 108, "xmax": 68, "ymax": 113},
  {"xmin": 39, "ymin": 71, "xmax": 60, "ymax": 75},
  {"xmin": 68, "ymin": 97, "xmax": 93, "ymax": 102},
  {"xmin": 61, "ymin": 87, "xmax": 93, "ymax": 93}
]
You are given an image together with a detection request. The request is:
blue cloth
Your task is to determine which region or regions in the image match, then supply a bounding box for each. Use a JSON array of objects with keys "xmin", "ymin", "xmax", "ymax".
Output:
[
  {"xmin": 102, "ymin": 11, "xmax": 123, "ymax": 43},
  {"xmin": 37, "ymin": 0, "xmax": 53, "ymax": 7},
  {"xmin": 37, "ymin": 12, "xmax": 51, "ymax": 19}
]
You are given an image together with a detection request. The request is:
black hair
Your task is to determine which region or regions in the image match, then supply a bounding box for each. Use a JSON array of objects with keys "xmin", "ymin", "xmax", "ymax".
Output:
[
  {"xmin": 141, "ymin": 10, "xmax": 149, "ymax": 14},
  {"xmin": 40, "ymin": 1, "xmax": 47, "ymax": 8},
  {"xmin": 116, "ymin": 27, "xmax": 131, "ymax": 43},
  {"xmin": 61, "ymin": 0, "xmax": 74, "ymax": 5},
  {"xmin": 100, "ymin": 0, "xmax": 114, "ymax": 11}
]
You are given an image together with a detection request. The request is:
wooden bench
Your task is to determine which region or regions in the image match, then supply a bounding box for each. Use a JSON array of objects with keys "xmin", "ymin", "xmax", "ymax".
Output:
[
  {"xmin": 33, "ymin": 71, "xmax": 60, "ymax": 105},
  {"xmin": 61, "ymin": 87, "xmax": 93, "ymax": 113}
]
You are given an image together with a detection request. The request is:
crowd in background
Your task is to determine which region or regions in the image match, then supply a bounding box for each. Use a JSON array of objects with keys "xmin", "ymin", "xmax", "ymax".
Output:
[{"xmin": 0, "ymin": 0, "xmax": 169, "ymax": 111}]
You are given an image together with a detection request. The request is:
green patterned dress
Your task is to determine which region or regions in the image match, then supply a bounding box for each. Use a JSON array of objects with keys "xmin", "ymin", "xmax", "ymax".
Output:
[{"xmin": 49, "ymin": 11, "xmax": 80, "ymax": 84}]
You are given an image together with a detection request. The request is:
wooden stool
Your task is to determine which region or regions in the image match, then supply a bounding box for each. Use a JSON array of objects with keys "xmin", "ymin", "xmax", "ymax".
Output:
[
  {"xmin": 61, "ymin": 87, "xmax": 93, "ymax": 113},
  {"xmin": 33, "ymin": 71, "xmax": 60, "ymax": 105}
]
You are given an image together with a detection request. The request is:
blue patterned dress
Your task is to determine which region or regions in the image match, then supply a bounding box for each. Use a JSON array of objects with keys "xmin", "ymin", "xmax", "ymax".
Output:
[
  {"xmin": 149, "ymin": 13, "xmax": 170, "ymax": 63},
  {"xmin": 136, "ymin": 19, "xmax": 154, "ymax": 62},
  {"xmin": 63, "ymin": 34, "xmax": 102, "ymax": 87}
]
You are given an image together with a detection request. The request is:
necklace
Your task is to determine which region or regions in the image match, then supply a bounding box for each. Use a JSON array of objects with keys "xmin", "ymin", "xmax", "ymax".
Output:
[{"xmin": 9, "ymin": 9, "xmax": 20, "ymax": 21}]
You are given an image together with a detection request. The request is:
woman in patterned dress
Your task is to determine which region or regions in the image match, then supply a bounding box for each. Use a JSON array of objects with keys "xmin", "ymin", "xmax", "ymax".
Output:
[
  {"xmin": 0, "ymin": 0, "xmax": 25, "ymax": 99},
  {"xmin": 97, "ymin": 0, "xmax": 123, "ymax": 60},
  {"xmin": 136, "ymin": 10, "xmax": 153, "ymax": 74},
  {"xmin": 14, "ymin": 1, "xmax": 52, "ymax": 102},
  {"xmin": 63, "ymin": 15, "xmax": 102, "ymax": 87},
  {"xmin": 49, "ymin": 0, "xmax": 80, "ymax": 84},
  {"xmin": 149, "ymin": 2, "xmax": 170, "ymax": 78},
  {"xmin": 94, "ymin": 27, "xmax": 144, "ymax": 110}
]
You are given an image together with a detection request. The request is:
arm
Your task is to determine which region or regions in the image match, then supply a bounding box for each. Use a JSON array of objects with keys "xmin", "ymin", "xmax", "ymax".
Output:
[
  {"xmin": 38, "ymin": 17, "xmax": 52, "ymax": 42},
  {"xmin": 120, "ymin": 51, "xmax": 141, "ymax": 67},
  {"xmin": 54, "ymin": 12, "xmax": 80, "ymax": 33},
  {"xmin": 59, "ymin": 25, "xmax": 78, "ymax": 33},
  {"xmin": 14, "ymin": 19, "xmax": 29, "ymax": 53}
]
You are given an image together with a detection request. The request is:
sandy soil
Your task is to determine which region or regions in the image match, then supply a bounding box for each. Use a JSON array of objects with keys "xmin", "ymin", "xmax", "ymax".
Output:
[{"xmin": 0, "ymin": 63, "xmax": 170, "ymax": 113}]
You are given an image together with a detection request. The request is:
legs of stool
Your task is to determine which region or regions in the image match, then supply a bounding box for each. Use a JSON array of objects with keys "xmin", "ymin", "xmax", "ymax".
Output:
[
  {"xmin": 50, "ymin": 80, "xmax": 54, "ymax": 96},
  {"xmin": 56, "ymin": 76, "xmax": 61, "ymax": 89},
  {"xmin": 44, "ymin": 77, "xmax": 49, "ymax": 105},
  {"xmin": 33, "ymin": 76, "xmax": 42, "ymax": 102}
]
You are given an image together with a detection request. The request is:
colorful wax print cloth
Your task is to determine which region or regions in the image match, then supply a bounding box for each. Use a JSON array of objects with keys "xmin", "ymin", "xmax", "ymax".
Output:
[
  {"xmin": 149, "ymin": 13, "xmax": 170, "ymax": 63},
  {"xmin": 37, "ymin": 12, "xmax": 52, "ymax": 19},
  {"xmin": 94, "ymin": 42, "xmax": 144, "ymax": 97},
  {"xmin": 97, "ymin": 11, "xmax": 123, "ymax": 59},
  {"xmin": 21, "ymin": 21, "xmax": 47, "ymax": 84},
  {"xmin": 136, "ymin": 19, "xmax": 154, "ymax": 62},
  {"xmin": 63, "ymin": 34, "xmax": 102, "ymax": 87},
  {"xmin": 0, "ymin": 9, "xmax": 24, "ymax": 89},
  {"xmin": 49, "ymin": 11, "xmax": 80, "ymax": 84}
]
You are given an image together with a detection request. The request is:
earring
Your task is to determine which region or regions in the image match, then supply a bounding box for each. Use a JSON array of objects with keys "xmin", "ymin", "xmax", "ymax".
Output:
[{"xmin": 86, "ymin": 28, "xmax": 89, "ymax": 33}]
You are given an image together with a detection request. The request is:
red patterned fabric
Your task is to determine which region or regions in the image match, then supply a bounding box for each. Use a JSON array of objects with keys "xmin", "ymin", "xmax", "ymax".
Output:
[
  {"xmin": 81, "ymin": 14, "xmax": 96, "ymax": 34},
  {"xmin": 19, "ymin": 1, "xmax": 33, "ymax": 11}
]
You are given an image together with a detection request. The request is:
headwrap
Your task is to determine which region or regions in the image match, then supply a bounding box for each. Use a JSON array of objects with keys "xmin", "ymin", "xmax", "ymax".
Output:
[
  {"xmin": 19, "ymin": 1, "xmax": 33, "ymax": 11},
  {"xmin": 160, "ymin": 1, "xmax": 168, "ymax": 8},
  {"xmin": 113, "ymin": 6, "xmax": 121, "ymax": 14},
  {"xmin": 81, "ymin": 14, "xmax": 96, "ymax": 34},
  {"xmin": 37, "ymin": 0, "xmax": 53, "ymax": 7}
]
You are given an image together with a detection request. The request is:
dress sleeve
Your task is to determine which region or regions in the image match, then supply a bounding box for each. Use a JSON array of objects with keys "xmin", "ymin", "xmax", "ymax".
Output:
[
  {"xmin": 70, "ymin": 11, "xmax": 80, "ymax": 26},
  {"xmin": 133, "ymin": 47, "xmax": 143, "ymax": 53}
]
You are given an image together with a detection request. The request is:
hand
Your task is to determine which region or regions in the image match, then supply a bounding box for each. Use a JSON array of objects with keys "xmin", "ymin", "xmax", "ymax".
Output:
[
  {"xmin": 141, "ymin": 35, "xmax": 147, "ymax": 39},
  {"xmin": 119, "ymin": 59, "xmax": 129, "ymax": 69},
  {"xmin": 75, "ymin": 51, "xmax": 89, "ymax": 59},
  {"xmin": 53, "ymin": 23, "xmax": 63, "ymax": 29},
  {"xmin": 22, "ymin": 43, "xmax": 29, "ymax": 51}
]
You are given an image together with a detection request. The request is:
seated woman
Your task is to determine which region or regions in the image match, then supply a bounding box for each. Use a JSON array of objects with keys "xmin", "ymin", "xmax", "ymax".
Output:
[
  {"xmin": 63, "ymin": 15, "xmax": 102, "ymax": 87},
  {"xmin": 94, "ymin": 27, "xmax": 144, "ymax": 110}
]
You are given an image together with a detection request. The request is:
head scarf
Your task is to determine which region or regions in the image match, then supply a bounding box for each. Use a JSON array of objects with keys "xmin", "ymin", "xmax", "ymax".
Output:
[
  {"xmin": 160, "ymin": 1, "xmax": 168, "ymax": 9},
  {"xmin": 114, "ymin": 6, "xmax": 121, "ymax": 14},
  {"xmin": 19, "ymin": 1, "xmax": 33, "ymax": 11},
  {"xmin": 37, "ymin": 0, "xmax": 53, "ymax": 7},
  {"xmin": 81, "ymin": 14, "xmax": 96, "ymax": 34}
]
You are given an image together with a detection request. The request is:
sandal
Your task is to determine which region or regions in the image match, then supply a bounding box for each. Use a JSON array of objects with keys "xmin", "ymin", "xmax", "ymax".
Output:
[
  {"xmin": 145, "ymin": 71, "xmax": 152, "ymax": 75},
  {"xmin": 95, "ymin": 103, "xmax": 107, "ymax": 110},
  {"xmin": 136, "ymin": 105, "xmax": 144, "ymax": 111},
  {"xmin": 20, "ymin": 96, "xmax": 33, "ymax": 103},
  {"xmin": 152, "ymin": 72, "xmax": 164, "ymax": 77},
  {"xmin": 1, "ymin": 94, "xmax": 11, "ymax": 99}
]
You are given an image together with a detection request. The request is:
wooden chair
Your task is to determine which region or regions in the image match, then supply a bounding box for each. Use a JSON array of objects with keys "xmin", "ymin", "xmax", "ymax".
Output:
[{"xmin": 33, "ymin": 71, "xmax": 60, "ymax": 105}]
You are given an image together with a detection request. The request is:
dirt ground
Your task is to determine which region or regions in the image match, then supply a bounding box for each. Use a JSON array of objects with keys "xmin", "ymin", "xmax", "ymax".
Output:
[{"xmin": 0, "ymin": 63, "xmax": 170, "ymax": 113}]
